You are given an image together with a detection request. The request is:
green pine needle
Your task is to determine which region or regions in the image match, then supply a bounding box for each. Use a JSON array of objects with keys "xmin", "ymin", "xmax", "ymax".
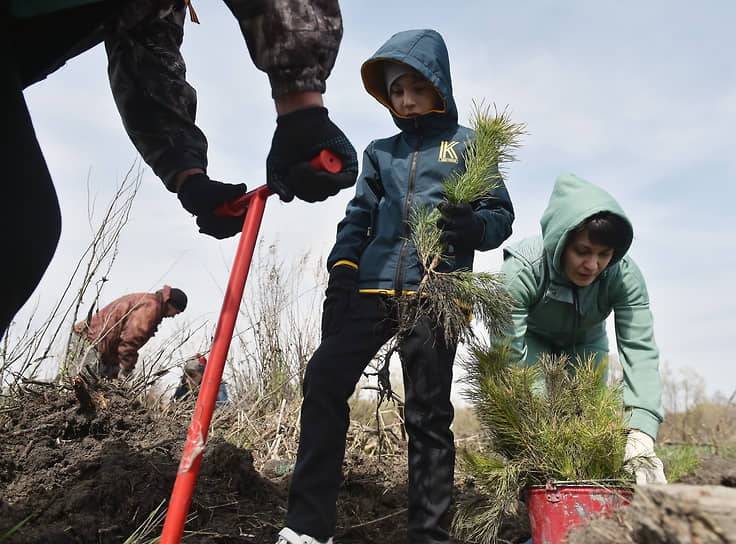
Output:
[{"xmin": 443, "ymin": 101, "xmax": 528, "ymax": 205}]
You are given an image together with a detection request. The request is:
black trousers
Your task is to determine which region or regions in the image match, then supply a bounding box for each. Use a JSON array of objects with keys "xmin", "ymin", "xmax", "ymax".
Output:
[
  {"xmin": 286, "ymin": 294, "xmax": 457, "ymax": 544},
  {"xmin": 2, "ymin": 52, "xmax": 62, "ymax": 335},
  {"xmin": 1, "ymin": 3, "xmax": 118, "ymax": 336}
]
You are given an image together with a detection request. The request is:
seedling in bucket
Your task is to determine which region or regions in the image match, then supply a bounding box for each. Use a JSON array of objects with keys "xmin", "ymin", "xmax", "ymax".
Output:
[{"xmin": 452, "ymin": 344, "xmax": 634, "ymax": 544}]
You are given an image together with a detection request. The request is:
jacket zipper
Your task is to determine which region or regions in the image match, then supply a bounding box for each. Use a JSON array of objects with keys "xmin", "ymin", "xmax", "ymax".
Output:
[
  {"xmin": 569, "ymin": 286, "xmax": 580, "ymax": 350},
  {"xmin": 394, "ymin": 134, "xmax": 423, "ymax": 293}
]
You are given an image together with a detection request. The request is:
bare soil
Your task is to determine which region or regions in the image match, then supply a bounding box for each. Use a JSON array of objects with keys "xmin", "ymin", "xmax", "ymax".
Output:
[
  {"xmin": 0, "ymin": 381, "xmax": 510, "ymax": 543},
  {"xmin": 1, "ymin": 381, "xmax": 733, "ymax": 544}
]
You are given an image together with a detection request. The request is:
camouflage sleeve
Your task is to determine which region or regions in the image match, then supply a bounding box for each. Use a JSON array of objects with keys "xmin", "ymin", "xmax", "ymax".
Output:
[
  {"xmin": 223, "ymin": 0, "xmax": 343, "ymax": 97},
  {"xmin": 105, "ymin": 5, "xmax": 208, "ymax": 191}
]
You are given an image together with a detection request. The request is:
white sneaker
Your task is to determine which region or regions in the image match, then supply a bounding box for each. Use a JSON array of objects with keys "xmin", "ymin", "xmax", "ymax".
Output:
[{"xmin": 275, "ymin": 527, "xmax": 334, "ymax": 544}]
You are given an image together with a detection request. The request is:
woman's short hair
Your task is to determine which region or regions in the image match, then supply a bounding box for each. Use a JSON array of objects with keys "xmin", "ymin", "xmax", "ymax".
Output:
[{"xmin": 569, "ymin": 211, "xmax": 632, "ymax": 250}]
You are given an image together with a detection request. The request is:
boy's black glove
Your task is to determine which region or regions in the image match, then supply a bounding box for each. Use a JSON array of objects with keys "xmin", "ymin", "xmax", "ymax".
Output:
[
  {"xmin": 321, "ymin": 264, "xmax": 358, "ymax": 340},
  {"xmin": 177, "ymin": 173, "xmax": 248, "ymax": 239},
  {"xmin": 267, "ymin": 107, "xmax": 358, "ymax": 203},
  {"xmin": 437, "ymin": 202, "xmax": 485, "ymax": 251}
]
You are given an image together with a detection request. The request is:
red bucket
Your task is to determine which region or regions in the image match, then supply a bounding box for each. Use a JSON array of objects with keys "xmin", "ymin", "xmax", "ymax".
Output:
[{"xmin": 526, "ymin": 481, "xmax": 632, "ymax": 543}]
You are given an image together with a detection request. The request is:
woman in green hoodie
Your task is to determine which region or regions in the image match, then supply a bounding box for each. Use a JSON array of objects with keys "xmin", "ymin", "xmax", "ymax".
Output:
[{"xmin": 500, "ymin": 172, "xmax": 666, "ymax": 485}]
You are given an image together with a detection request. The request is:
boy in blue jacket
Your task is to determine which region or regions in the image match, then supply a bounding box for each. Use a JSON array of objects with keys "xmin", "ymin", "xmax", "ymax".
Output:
[{"xmin": 276, "ymin": 29, "xmax": 514, "ymax": 544}]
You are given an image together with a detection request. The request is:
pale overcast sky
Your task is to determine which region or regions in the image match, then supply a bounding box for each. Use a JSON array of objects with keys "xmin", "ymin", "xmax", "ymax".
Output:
[{"xmin": 15, "ymin": 1, "xmax": 736, "ymax": 398}]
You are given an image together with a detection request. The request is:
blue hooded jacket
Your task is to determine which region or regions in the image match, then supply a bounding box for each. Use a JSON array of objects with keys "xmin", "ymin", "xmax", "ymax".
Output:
[{"xmin": 327, "ymin": 29, "xmax": 514, "ymax": 293}]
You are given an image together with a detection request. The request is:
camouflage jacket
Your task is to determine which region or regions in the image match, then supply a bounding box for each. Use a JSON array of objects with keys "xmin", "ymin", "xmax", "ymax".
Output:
[
  {"xmin": 73, "ymin": 285, "xmax": 174, "ymax": 371},
  {"xmin": 10, "ymin": 0, "xmax": 343, "ymax": 188}
]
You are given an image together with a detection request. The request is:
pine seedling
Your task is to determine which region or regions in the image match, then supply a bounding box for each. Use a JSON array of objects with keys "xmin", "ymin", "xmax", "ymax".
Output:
[
  {"xmin": 452, "ymin": 344, "xmax": 632, "ymax": 544},
  {"xmin": 404, "ymin": 102, "xmax": 528, "ymax": 346},
  {"xmin": 374, "ymin": 103, "xmax": 526, "ymax": 444},
  {"xmin": 443, "ymin": 102, "xmax": 526, "ymax": 205}
]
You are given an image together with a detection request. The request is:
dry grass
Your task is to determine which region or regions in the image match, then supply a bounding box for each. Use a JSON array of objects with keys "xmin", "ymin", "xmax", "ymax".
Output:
[
  {"xmin": 1, "ymin": 162, "xmax": 143, "ymax": 388},
  {"xmin": 452, "ymin": 406, "xmax": 483, "ymax": 447},
  {"xmin": 657, "ymin": 362, "xmax": 736, "ymax": 468},
  {"xmin": 659, "ymin": 402, "xmax": 736, "ymax": 450}
]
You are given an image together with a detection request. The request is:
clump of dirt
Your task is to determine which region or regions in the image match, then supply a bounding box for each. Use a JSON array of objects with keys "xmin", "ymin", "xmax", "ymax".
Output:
[{"xmin": 566, "ymin": 483, "xmax": 736, "ymax": 544}]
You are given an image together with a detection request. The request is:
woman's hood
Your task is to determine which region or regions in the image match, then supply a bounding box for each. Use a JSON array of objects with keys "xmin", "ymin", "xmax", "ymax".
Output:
[
  {"xmin": 360, "ymin": 28, "xmax": 457, "ymax": 131},
  {"xmin": 540, "ymin": 172, "xmax": 633, "ymax": 274}
]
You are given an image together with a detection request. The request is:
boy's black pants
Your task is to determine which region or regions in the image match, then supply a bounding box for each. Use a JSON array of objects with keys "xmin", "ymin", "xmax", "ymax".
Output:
[{"xmin": 286, "ymin": 293, "xmax": 457, "ymax": 544}]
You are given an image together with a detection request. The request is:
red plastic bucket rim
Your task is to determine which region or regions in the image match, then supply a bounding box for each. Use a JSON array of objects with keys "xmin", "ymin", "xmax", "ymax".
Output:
[
  {"xmin": 526, "ymin": 479, "xmax": 634, "ymax": 504},
  {"xmin": 525, "ymin": 481, "xmax": 634, "ymax": 503},
  {"xmin": 527, "ymin": 479, "xmax": 633, "ymax": 490}
]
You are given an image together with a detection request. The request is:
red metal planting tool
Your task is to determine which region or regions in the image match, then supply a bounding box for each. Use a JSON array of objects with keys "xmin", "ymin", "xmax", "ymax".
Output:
[{"xmin": 160, "ymin": 150, "xmax": 342, "ymax": 544}]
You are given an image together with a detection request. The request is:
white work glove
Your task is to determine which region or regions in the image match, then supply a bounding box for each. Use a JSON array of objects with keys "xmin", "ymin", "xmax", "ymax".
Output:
[{"xmin": 623, "ymin": 429, "xmax": 667, "ymax": 485}]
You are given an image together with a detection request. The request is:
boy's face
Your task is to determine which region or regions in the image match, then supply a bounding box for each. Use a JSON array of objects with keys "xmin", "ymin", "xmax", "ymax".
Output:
[
  {"xmin": 562, "ymin": 229, "xmax": 614, "ymax": 287},
  {"xmin": 389, "ymin": 73, "xmax": 442, "ymax": 117}
]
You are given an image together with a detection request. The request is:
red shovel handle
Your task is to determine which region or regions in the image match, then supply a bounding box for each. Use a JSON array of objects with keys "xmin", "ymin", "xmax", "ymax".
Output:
[
  {"xmin": 160, "ymin": 149, "xmax": 342, "ymax": 544},
  {"xmin": 161, "ymin": 186, "xmax": 273, "ymax": 544},
  {"xmin": 214, "ymin": 150, "xmax": 343, "ymax": 217},
  {"xmin": 214, "ymin": 185, "xmax": 273, "ymax": 217}
]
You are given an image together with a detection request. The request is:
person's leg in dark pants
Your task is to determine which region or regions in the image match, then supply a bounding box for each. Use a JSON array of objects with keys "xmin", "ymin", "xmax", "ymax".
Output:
[
  {"xmin": 286, "ymin": 294, "xmax": 395, "ymax": 540},
  {"xmin": 401, "ymin": 316, "xmax": 457, "ymax": 544},
  {"xmin": 2, "ymin": 2, "xmax": 129, "ymax": 336},
  {"xmin": 2, "ymin": 61, "xmax": 62, "ymax": 335}
]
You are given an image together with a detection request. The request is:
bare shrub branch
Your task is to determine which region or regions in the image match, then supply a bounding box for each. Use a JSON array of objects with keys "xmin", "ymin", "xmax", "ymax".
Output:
[{"xmin": 1, "ymin": 160, "xmax": 143, "ymax": 388}]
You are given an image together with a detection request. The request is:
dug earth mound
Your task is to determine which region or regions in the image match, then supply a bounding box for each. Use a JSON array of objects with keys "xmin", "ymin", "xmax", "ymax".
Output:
[
  {"xmin": 0, "ymin": 380, "xmax": 282, "ymax": 543},
  {"xmin": 0, "ymin": 381, "xmax": 463, "ymax": 543},
  {"xmin": 1, "ymin": 380, "xmax": 734, "ymax": 543}
]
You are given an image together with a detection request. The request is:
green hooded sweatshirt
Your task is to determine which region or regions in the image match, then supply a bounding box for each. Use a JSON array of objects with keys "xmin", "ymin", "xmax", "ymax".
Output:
[{"xmin": 500, "ymin": 172, "xmax": 663, "ymax": 439}]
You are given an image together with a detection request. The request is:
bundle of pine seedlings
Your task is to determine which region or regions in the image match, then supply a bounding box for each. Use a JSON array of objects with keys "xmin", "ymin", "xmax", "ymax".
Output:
[
  {"xmin": 452, "ymin": 342, "xmax": 633, "ymax": 544},
  {"xmin": 398, "ymin": 103, "xmax": 527, "ymax": 346}
]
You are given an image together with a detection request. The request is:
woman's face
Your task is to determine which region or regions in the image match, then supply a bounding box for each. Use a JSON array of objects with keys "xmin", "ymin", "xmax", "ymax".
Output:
[{"xmin": 562, "ymin": 229, "xmax": 614, "ymax": 287}]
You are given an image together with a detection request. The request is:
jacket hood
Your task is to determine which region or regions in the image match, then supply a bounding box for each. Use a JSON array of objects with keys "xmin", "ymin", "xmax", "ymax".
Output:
[
  {"xmin": 361, "ymin": 29, "xmax": 457, "ymax": 132},
  {"xmin": 540, "ymin": 173, "xmax": 633, "ymax": 274}
]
